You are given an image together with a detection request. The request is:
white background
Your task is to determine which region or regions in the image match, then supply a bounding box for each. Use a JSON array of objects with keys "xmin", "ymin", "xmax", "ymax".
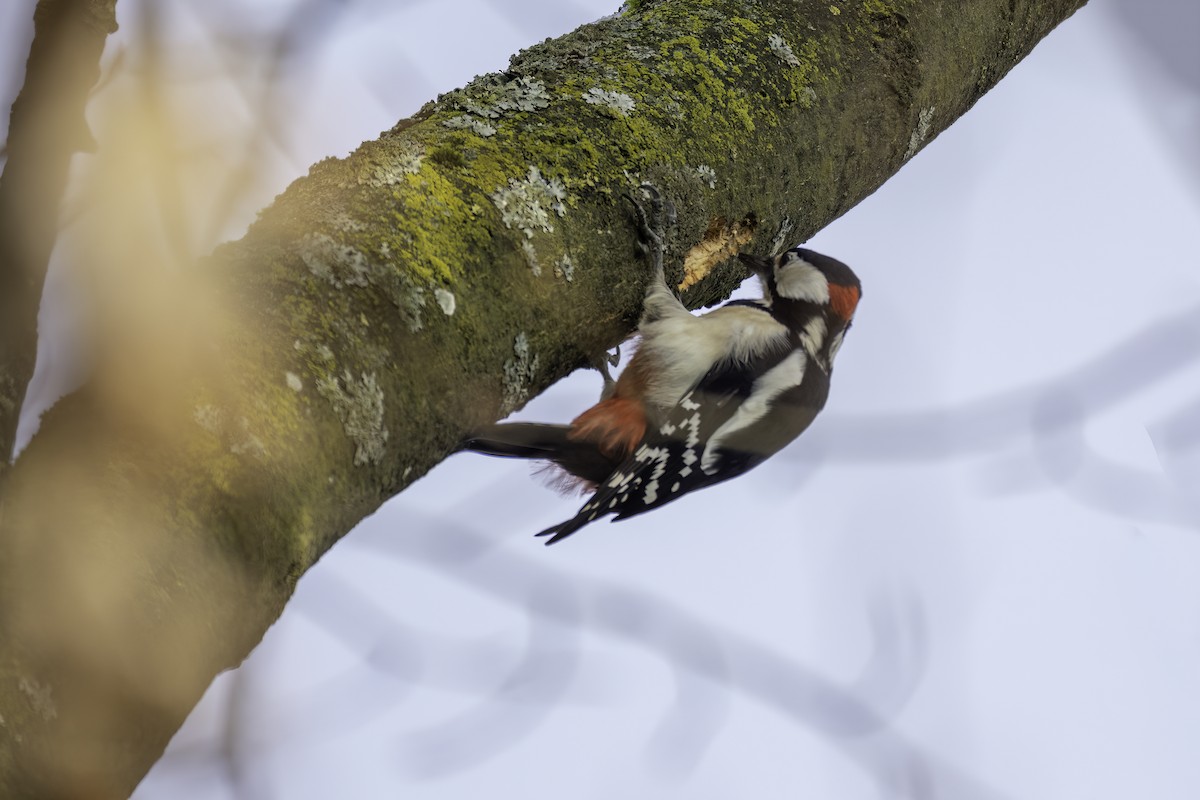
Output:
[{"xmin": 4, "ymin": 0, "xmax": 1199, "ymax": 797}]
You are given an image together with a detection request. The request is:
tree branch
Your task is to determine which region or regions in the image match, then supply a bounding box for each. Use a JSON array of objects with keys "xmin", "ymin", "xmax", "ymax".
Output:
[
  {"xmin": 0, "ymin": 0, "xmax": 1086, "ymax": 795},
  {"xmin": 0, "ymin": 0, "xmax": 118, "ymax": 475}
]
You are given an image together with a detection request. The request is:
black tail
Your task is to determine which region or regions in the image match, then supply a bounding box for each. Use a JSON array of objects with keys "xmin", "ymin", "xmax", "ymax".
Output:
[
  {"xmin": 458, "ymin": 422, "xmax": 573, "ymax": 459},
  {"xmin": 535, "ymin": 513, "xmax": 594, "ymax": 545},
  {"xmin": 457, "ymin": 422, "xmax": 619, "ymax": 487}
]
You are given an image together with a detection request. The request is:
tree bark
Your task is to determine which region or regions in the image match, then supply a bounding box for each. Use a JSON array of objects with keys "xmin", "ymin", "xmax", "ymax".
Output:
[
  {"xmin": 0, "ymin": 0, "xmax": 1086, "ymax": 796},
  {"xmin": 0, "ymin": 0, "xmax": 118, "ymax": 478}
]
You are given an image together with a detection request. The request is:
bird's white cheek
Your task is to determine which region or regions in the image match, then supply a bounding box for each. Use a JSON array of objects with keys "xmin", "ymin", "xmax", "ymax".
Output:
[
  {"xmin": 775, "ymin": 262, "xmax": 830, "ymax": 303},
  {"xmin": 828, "ymin": 330, "xmax": 845, "ymax": 363}
]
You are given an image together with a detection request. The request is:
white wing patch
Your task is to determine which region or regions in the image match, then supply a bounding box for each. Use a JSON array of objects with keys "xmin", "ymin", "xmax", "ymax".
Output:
[
  {"xmin": 701, "ymin": 350, "xmax": 806, "ymax": 474},
  {"xmin": 584, "ymin": 441, "xmax": 672, "ymax": 517},
  {"xmin": 634, "ymin": 444, "xmax": 670, "ymax": 505},
  {"xmin": 660, "ymin": 393, "xmax": 702, "ymax": 480}
]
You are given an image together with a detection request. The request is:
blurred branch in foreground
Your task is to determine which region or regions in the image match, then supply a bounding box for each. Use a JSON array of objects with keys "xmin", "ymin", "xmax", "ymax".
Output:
[{"xmin": 0, "ymin": 0, "xmax": 117, "ymax": 474}]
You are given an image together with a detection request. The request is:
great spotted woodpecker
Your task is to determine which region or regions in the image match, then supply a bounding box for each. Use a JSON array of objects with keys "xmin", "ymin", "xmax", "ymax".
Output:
[{"xmin": 460, "ymin": 192, "xmax": 861, "ymax": 543}]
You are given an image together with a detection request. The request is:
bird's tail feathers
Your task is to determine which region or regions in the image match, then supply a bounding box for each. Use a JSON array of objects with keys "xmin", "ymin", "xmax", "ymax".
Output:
[
  {"xmin": 535, "ymin": 513, "xmax": 593, "ymax": 545},
  {"xmin": 458, "ymin": 422, "xmax": 618, "ymax": 487},
  {"xmin": 458, "ymin": 422, "xmax": 573, "ymax": 460}
]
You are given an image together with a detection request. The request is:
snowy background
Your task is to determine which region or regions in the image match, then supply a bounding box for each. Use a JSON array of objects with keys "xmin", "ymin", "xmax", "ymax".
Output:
[{"xmin": 4, "ymin": 0, "xmax": 1200, "ymax": 797}]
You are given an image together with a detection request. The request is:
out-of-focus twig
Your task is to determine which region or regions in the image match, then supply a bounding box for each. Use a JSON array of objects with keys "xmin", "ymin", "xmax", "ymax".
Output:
[{"xmin": 0, "ymin": 0, "xmax": 117, "ymax": 473}]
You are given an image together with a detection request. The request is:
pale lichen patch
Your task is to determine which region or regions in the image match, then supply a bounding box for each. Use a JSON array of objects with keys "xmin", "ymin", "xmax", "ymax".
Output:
[
  {"xmin": 394, "ymin": 277, "xmax": 427, "ymax": 333},
  {"xmin": 332, "ymin": 213, "xmax": 365, "ymax": 233},
  {"xmin": 286, "ymin": 372, "xmax": 304, "ymax": 392},
  {"xmin": 316, "ymin": 371, "xmax": 388, "ymax": 467},
  {"xmin": 443, "ymin": 115, "xmax": 497, "ymax": 137},
  {"xmin": 434, "ymin": 288, "xmax": 457, "ymax": 316},
  {"xmin": 491, "ymin": 166, "xmax": 568, "ymax": 239},
  {"xmin": 582, "ymin": 87, "xmax": 636, "ymax": 117},
  {"xmin": 19, "ymin": 677, "xmax": 57, "ymax": 721},
  {"xmin": 696, "ymin": 164, "xmax": 717, "ymax": 189},
  {"xmin": 627, "ymin": 43, "xmax": 656, "ymax": 60},
  {"xmin": 300, "ymin": 233, "xmax": 370, "ymax": 288},
  {"xmin": 193, "ymin": 404, "xmax": 267, "ymax": 459},
  {"xmin": 521, "ymin": 240, "xmax": 542, "ymax": 276},
  {"xmin": 905, "ymin": 106, "xmax": 936, "ymax": 159},
  {"xmin": 349, "ymin": 139, "xmax": 424, "ymax": 187},
  {"xmin": 767, "ymin": 33, "xmax": 801, "ymax": 67},
  {"xmin": 769, "ymin": 216, "xmax": 795, "ymax": 255},
  {"xmin": 373, "ymin": 145, "xmax": 423, "ymax": 185},
  {"xmin": 555, "ymin": 254, "xmax": 576, "ymax": 282},
  {"xmin": 495, "ymin": 76, "xmax": 552, "ymax": 112},
  {"xmin": 300, "ymin": 233, "xmax": 428, "ymax": 332},
  {"xmin": 680, "ymin": 217, "xmax": 756, "ymax": 290},
  {"xmin": 465, "ymin": 76, "xmax": 551, "ymax": 116},
  {"xmin": 441, "ymin": 76, "xmax": 551, "ymax": 137},
  {"xmin": 502, "ymin": 333, "xmax": 540, "ymax": 414},
  {"xmin": 231, "ymin": 417, "xmax": 268, "ymax": 459},
  {"xmin": 193, "ymin": 404, "xmax": 224, "ymax": 435}
]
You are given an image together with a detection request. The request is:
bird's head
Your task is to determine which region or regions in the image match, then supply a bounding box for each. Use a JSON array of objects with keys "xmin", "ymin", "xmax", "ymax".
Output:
[{"xmin": 739, "ymin": 247, "xmax": 861, "ymax": 366}]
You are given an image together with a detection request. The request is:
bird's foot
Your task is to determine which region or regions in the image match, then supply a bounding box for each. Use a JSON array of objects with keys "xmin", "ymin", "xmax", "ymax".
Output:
[
  {"xmin": 623, "ymin": 183, "xmax": 674, "ymax": 274},
  {"xmin": 590, "ymin": 346, "xmax": 621, "ymax": 400}
]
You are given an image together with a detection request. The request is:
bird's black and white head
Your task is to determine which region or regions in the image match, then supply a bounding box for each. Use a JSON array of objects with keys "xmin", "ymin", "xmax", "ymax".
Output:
[{"xmin": 738, "ymin": 247, "xmax": 861, "ymax": 370}]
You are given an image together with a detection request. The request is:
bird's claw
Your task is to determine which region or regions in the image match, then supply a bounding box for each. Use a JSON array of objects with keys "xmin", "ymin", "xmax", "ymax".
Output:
[
  {"xmin": 622, "ymin": 183, "xmax": 673, "ymax": 272},
  {"xmin": 592, "ymin": 346, "xmax": 621, "ymax": 400}
]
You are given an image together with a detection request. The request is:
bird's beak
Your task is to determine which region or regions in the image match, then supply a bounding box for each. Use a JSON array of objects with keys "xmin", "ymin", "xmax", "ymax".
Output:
[{"xmin": 737, "ymin": 252, "xmax": 774, "ymax": 279}]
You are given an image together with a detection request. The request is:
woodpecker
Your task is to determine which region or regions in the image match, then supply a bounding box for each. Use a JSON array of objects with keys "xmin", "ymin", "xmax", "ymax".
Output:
[{"xmin": 460, "ymin": 193, "xmax": 861, "ymax": 543}]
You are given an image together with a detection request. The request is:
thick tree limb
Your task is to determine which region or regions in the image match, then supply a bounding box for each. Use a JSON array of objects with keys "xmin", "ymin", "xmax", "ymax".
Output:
[
  {"xmin": 0, "ymin": 0, "xmax": 118, "ymax": 475},
  {"xmin": 0, "ymin": 0, "xmax": 1086, "ymax": 796}
]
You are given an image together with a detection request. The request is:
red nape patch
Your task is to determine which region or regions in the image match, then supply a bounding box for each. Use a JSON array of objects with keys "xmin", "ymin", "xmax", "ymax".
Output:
[
  {"xmin": 829, "ymin": 283, "xmax": 860, "ymax": 320},
  {"xmin": 568, "ymin": 396, "xmax": 646, "ymax": 460}
]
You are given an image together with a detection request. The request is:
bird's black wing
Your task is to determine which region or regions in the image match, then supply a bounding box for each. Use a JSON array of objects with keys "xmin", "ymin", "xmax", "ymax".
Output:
[{"xmin": 537, "ymin": 339, "xmax": 799, "ymax": 543}]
